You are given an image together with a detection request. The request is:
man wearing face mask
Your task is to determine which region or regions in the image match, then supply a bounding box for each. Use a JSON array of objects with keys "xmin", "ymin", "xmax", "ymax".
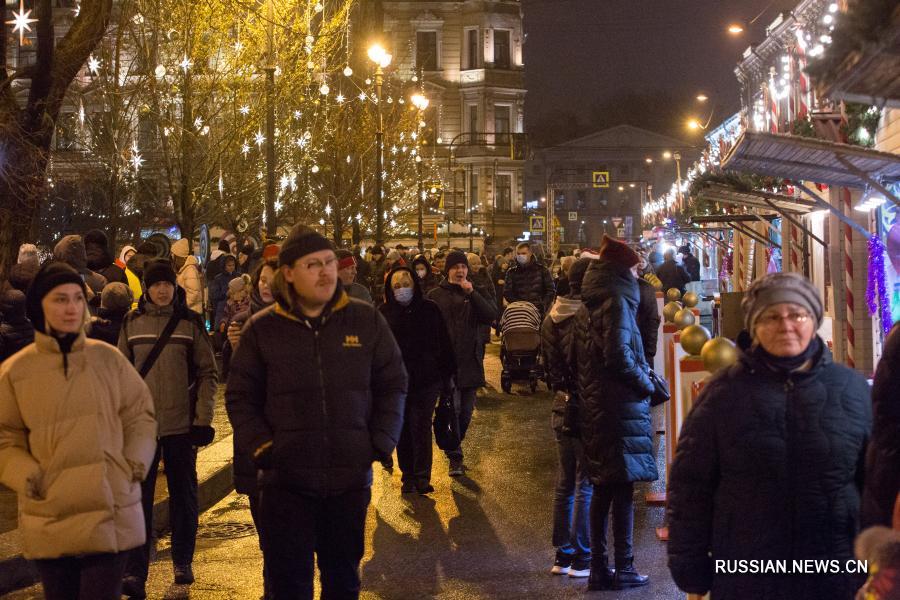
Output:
[
  {"xmin": 427, "ymin": 251, "xmax": 497, "ymax": 476},
  {"xmin": 504, "ymin": 242, "xmax": 555, "ymax": 315},
  {"xmin": 336, "ymin": 250, "xmax": 373, "ymax": 303},
  {"xmin": 411, "ymin": 254, "xmax": 439, "ymax": 295},
  {"xmin": 380, "ymin": 266, "xmax": 455, "ymax": 494}
]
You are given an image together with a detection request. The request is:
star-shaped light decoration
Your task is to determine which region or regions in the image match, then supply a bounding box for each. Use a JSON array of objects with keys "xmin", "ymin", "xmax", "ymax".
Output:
[
  {"xmin": 254, "ymin": 132, "xmax": 266, "ymax": 147},
  {"xmin": 358, "ymin": 92, "xmax": 367, "ymax": 102},
  {"xmin": 87, "ymin": 55, "xmax": 101, "ymax": 75},
  {"xmin": 241, "ymin": 143, "xmax": 250, "ymax": 156},
  {"xmin": 179, "ymin": 55, "xmax": 192, "ymax": 71},
  {"xmin": 6, "ymin": 0, "xmax": 38, "ymax": 45},
  {"xmin": 335, "ymin": 93, "xmax": 345, "ymax": 104},
  {"xmin": 324, "ymin": 203, "xmax": 332, "ymax": 216},
  {"xmin": 131, "ymin": 143, "xmax": 144, "ymax": 170},
  {"xmin": 239, "ymin": 105, "xmax": 250, "ymax": 115}
]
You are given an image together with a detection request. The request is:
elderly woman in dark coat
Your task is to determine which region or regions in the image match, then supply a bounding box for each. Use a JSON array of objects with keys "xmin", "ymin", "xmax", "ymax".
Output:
[
  {"xmin": 570, "ymin": 236, "xmax": 656, "ymax": 591},
  {"xmin": 667, "ymin": 272, "xmax": 871, "ymax": 600}
]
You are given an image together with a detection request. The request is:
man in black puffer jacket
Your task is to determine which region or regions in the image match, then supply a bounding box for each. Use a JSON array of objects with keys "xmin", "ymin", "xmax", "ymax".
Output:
[
  {"xmin": 504, "ymin": 242, "xmax": 555, "ymax": 315},
  {"xmin": 667, "ymin": 272, "xmax": 871, "ymax": 600},
  {"xmin": 226, "ymin": 225, "xmax": 407, "ymax": 599},
  {"xmin": 570, "ymin": 236, "xmax": 656, "ymax": 591}
]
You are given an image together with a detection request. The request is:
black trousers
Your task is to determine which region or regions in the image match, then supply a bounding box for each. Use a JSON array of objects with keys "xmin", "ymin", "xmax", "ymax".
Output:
[
  {"xmin": 590, "ymin": 481, "xmax": 635, "ymax": 568},
  {"xmin": 396, "ymin": 384, "xmax": 440, "ymax": 486},
  {"xmin": 126, "ymin": 433, "xmax": 199, "ymax": 581},
  {"xmin": 445, "ymin": 387, "xmax": 477, "ymax": 463},
  {"xmin": 35, "ymin": 552, "xmax": 127, "ymax": 600},
  {"xmin": 260, "ymin": 485, "xmax": 371, "ymax": 600},
  {"xmin": 248, "ymin": 491, "xmax": 271, "ymax": 599}
]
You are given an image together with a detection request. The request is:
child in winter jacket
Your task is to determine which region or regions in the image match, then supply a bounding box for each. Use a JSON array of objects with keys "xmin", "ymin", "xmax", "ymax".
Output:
[{"xmin": 220, "ymin": 273, "xmax": 252, "ymax": 332}]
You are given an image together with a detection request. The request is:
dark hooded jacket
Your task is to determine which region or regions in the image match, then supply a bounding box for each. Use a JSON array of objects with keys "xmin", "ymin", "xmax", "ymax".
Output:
[
  {"xmin": 571, "ymin": 259, "xmax": 656, "ymax": 484},
  {"xmin": 380, "ymin": 266, "xmax": 455, "ymax": 394},
  {"xmin": 53, "ymin": 235, "xmax": 108, "ymax": 295},
  {"xmin": 87, "ymin": 306, "xmax": 129, "ymax": 347},
  {"xmin": 541, "ymin": 294, "xmax": 581, "ymax": 393},
  {"xmin": 863, "ymin": 321, "xmax": 900, "ymax": 528},
  {"xmin": 84, "ymin": 230, "xmax": 127, "ymax": 285},
  {"xmin": 411, "ymin": 255, "xmax": 439, "ymax": 296},
  {"xmin": 682, "ymin": 253, "xmax": 701, "ymax": 282},
  {"xmin": 0, "ymin": 290, "xmax": 34, "ymax": 363},
  {"xmin": 226, "ymin": 283, "xmax": 408, "ymax": 497},
  {"xmin": 636, "ymin": 278, "xmax": 661, "ymax": 362},
  {"xmin": 428, "ymin": 278, "xmax": 497, "ymax": 388},
  {"xmin": 667, "ymin": 336, "xmax": 871, "ymax": 600},
  {"xmin": 656, "ymin": 258, "xmax": 691, "ymax": 296},
  {"xmin": 503, "ymin": 256, "xmax": 555, "ymax": 313}
]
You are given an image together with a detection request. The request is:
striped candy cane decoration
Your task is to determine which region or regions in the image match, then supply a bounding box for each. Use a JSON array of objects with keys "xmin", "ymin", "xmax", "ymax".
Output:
[
  {"xmin": 735, "ymin": 231, "xmax": 744, "ymax": 291},
  {"xmin": 795, "ymin": 28, "xmax": 811, "ymax": 120},
  {"xmin": 843, "ymin": 187, "xmax": 855, "ymax": 369},
  {"xmin": 768, "ymin": 69, "xmax": 780, "ymax": 133},
  {"xmin": 790, "ymin": 222, "xmax": 800, "ymax": 272}
]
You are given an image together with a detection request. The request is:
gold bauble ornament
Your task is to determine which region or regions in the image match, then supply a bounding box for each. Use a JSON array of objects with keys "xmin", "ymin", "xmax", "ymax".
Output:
[
  {"xmin": 674, "ymin": 308, "xmax": 696, "ymax": 330},
  {"xmin": 701, "ymin": 337, "xmax": 738, "ymax": 373},
  {"xmin": 680, "ymin": 324, "xmax": 711, "ymax": 356},
  {"xmin": 682, "ymin": 291, "xmax": 699, "ymax": 308},
  {"xmin": 663, "ymin": 301, "xmax": 682, "ymax": 323},
  {"xmin": 666, "ymin": 288, "xmax": 682, "ymax": 303}
]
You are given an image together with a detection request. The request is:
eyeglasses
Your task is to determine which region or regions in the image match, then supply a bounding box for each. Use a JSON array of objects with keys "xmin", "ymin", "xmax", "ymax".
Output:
[
  {"xmin": 301, "ymin": 257, "xmax": 338, "ymax": 272},
  {"xmin": 757, "ymin": 312, "xmax": 811, "ymax": 327}
]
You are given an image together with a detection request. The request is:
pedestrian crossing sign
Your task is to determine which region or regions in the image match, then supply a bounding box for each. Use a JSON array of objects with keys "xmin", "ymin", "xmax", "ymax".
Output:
[
  {"xmin": 530, "ymin": 216, "xmax": 545, "ymax": 232},
  {"xmin": 592, "ymin": 171, "xmax": 610, "ymax": 188}
]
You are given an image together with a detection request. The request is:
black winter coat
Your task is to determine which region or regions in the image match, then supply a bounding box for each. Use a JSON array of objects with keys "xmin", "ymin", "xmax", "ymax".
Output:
[
  {"xmin": 0, "ymin": 292, "xmax": 34, "ymax": 363},
  {"xmin": 863, "ymin": 322, "xmax": 900, "ymax": 528},
  {"xmin": 411, "ymin": 255, "xmax": 440, "ymax": 296},
  {"xmin": 380, "ymin": 266, "xmax": 456, "ymax": 394},
  {"xmin": 571, "ymin": 259, "xmax": 656, "ymax": 484},
  {"xmin": 503, "ymin": 258, "xmax": 555, "ymax": 313},
  {"xmin": 656, "ymin": 259, "xmax": 692, "ymax": 295},
  {"xmin": 428, "ymin": 279, "xmax": 497, "ymax": 389},
  {"xmin": 226, "ymin": 288, "xmax": 408, "ymax": 496},
  {"xmin": 541, "ymin": 295, "xmax": 582, "ymax": 393},
  {"xmin": 682, "ymin": 254, "xmax": 701, "ymax": 282},
  {"xmin": 87, "ymin": 307, "xmax": 128, "ymax": 346},
  {"xmin": 636, "ymin": 278, "xmax": 661, "ymax": 362},
  {"xmin": 667, "ymin": 338, "xmax": 871, "ymax": 600},
  {"xmin": 471, "ymin": 269, "xmax": 496, "ymax": 344}
]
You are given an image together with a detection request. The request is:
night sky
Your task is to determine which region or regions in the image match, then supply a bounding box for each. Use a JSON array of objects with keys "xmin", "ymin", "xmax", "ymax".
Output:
[{"xmin": 522, "ymin": 0, "xmax": 798, "ymax": 142}]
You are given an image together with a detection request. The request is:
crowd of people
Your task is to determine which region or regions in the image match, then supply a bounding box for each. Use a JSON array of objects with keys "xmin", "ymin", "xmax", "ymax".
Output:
[{"xmin": 0, "ymin": 226, "xmax": 897, "ymax": 600}]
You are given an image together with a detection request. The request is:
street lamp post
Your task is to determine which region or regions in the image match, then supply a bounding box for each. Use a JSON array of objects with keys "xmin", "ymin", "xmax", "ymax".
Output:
[
  {"xmin": 674, "ymin": 151, "xmax": 683, "ymax": 215},
  {"xmin": 264, "ymin": 0, "xmax": 276, "ymax": 238},
  {"xmin": 411, "ymin": 93, "xmax": 430, "ymax": 252},
  {"xmin": 368, "ymin": 43, "xmax": 392, "ymax": 244}
]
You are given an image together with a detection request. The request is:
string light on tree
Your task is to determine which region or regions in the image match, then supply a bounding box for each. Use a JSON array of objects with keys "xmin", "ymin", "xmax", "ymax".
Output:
[{"xmin": 87, "ymin": 55, "xmax": 101, "ymax": 75}]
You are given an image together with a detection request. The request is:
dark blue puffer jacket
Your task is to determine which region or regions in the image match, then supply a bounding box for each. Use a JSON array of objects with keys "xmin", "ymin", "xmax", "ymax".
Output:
[{"xmin": 667, "ymin": 336, "xmax": 871, "ymax": 600}]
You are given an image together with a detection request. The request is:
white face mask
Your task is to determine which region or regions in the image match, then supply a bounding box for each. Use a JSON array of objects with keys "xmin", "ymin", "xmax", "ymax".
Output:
[
  {"xmin": 416, "ymin": 267, "xmax": 428, "ymax": 279},
  {"xmin": 393, "ymin": 287, "xmax": 414, "ymax": 305},
  {"xmin": 516, "ymin": 254, "xmax": 528, "ymax": 265}
]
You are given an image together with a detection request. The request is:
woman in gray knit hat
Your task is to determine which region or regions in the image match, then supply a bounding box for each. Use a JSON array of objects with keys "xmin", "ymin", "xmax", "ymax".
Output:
[{"xmin": 667, "ymin": 272, "xmax": 872, "ymax": 600}]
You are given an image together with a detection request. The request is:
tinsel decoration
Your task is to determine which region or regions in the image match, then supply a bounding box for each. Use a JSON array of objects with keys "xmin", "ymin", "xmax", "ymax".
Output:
[{"xmin": 866, "ymin": 235, "xmax": 893, "ymax": 337}]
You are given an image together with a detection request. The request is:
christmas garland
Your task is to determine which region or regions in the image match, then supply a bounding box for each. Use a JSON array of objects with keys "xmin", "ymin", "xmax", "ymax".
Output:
[{"xmin": 866, "ymin": 235, "xmax": 893, "ymax": 337}]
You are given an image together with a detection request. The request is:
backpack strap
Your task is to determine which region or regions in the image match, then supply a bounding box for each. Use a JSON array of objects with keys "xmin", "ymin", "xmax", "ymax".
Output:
[{"xmin": 137, "ymin": 312, "xmax": 182, "ymax": 379}]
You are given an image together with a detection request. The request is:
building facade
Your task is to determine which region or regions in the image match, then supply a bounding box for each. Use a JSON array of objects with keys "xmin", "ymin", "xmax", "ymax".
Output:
[
  {"xmin": 526, "ymin": 125, "xmax": 699, "ymax": 249},
  {"xmin": 381, "ymin": 0, "xmax": 527, "ymax": 250}
]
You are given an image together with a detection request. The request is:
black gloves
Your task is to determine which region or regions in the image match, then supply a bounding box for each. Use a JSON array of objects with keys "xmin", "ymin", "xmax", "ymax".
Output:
[{"xmin": 190, "ymin": 425, "xmax": 216, "ymax": 447}]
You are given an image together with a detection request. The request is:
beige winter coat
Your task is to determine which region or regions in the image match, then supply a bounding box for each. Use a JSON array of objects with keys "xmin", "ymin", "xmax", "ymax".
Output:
[
  {"xmin": 177, "ymin": 256, "xmax": 205, "ymax": 315},
  {"xmin": 0, "ymin": 332, "xmax": 157, "ymax": 559}
]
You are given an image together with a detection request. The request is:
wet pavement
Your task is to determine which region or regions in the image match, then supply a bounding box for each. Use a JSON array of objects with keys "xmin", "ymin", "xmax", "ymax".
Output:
[{"xmin": 9, "ymin": 343, "xmax": 681, "ymax": 599}]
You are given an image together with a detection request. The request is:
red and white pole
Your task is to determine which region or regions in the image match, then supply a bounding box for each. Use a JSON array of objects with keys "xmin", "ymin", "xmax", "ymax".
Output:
[{"xmin": 843, "ymin": 187, "xmax": 855, "ymax": 369}]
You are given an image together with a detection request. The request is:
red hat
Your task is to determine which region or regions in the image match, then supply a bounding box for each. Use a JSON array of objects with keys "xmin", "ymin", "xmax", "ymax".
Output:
[
  {"xmin": 262, "ymin": 244, "xmax": 280, "ymax": 262},
  {"xmin": 598, "ymin": 235, "xmax": 640, "ymax": 268}
]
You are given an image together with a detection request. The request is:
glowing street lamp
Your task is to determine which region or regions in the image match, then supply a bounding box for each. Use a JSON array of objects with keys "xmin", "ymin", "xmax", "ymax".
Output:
[
  {"xmin": 696, "ymin": 93, "xmax": 709, "ymax": 102},
  {"xmin": 410, "ymin": 93, "xmax": 430, "ymax": 250},
  {"xmin": 727, "ymin": 23, "xmax": 745, "ymax": 35},
  {"xmin": 369, "ymin": 42, "xmax": 393, "ymax": 243}
]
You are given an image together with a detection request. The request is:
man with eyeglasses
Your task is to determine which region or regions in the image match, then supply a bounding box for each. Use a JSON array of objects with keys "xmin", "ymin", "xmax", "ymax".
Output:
[{"xmin": 226, "ymin": 224, "xmax": 408, "ymax": 600}]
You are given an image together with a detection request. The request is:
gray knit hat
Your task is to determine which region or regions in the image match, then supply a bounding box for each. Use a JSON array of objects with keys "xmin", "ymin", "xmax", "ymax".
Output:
[
  {"xmin": 742, "ymin": 272, "xmax": 823, "ymax": 332},
  {"xmin": 100, "ymin": 282, "xmax": 134, "ymax": 312}
]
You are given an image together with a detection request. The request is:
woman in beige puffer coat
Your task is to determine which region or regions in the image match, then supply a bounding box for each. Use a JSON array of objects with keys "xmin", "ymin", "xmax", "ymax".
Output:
[{"xmin": 0, "ymin": 262, "xmax": 156, "ymax": 600}]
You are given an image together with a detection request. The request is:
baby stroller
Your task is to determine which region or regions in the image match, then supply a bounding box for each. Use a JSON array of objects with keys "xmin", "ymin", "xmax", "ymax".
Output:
[{"xmin": 499, "ymin": 301, "xmax": 544, "ymax": 394}]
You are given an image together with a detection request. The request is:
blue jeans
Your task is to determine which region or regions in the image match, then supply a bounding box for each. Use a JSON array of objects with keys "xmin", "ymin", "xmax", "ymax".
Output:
[{"xmin": 552, "ymin": 434, "xmax": 592, "ymax": 558}]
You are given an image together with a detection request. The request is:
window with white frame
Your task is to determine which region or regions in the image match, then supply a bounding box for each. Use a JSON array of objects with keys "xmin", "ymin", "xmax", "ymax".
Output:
[
  {"xmin": 493, "ymin": 29, "xmax": 511, "ymax": 69},
  {"xmin": 465, "ymin": 28, "xmax": 479, "ymax": 70},
  {"xmin": 416, "ymin": 31, "xmax": 439, "ymax": 71}
]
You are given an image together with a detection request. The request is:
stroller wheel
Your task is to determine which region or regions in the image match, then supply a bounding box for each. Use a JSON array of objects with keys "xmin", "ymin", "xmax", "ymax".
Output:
[{"xmin": 501, "ymin": 376, "xmax": 512, "ymax": 394}]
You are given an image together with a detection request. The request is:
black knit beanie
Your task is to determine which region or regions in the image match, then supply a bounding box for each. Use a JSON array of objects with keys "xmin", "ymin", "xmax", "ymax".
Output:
[
  {"xmin": 143, "ymin": 259, "xmax": 177, "ymax": 288},
  {"xmin": 26, "ymin": 262, "xmax": 87, "ymax": 334},
  {"xmin": 444, "ymin": 250, "xmax": 468, "ymax": 274},
  {"xmin": 279, "ymin": 224, "xmax": 334, "ymax": 267}
]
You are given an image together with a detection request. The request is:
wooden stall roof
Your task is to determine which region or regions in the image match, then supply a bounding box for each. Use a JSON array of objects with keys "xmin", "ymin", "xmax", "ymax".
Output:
[
  {"xmin": 721, "ymin": 131, "xmax": 900, "ymax": 189},
  {"xmin": 695, "ymin": 182, "xmax": 817, "ymax": 214}
]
